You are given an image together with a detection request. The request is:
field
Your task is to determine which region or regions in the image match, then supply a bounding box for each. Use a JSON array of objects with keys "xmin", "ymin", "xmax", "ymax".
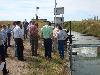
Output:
[{"xmin": 0, "ymin": 21, "xmax": 13, "ymax": 25}]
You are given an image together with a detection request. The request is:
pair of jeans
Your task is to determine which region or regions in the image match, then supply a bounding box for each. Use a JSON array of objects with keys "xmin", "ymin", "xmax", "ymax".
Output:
[
  {"xmin": 24, "ymin": 30, "xmax": 28, "ymax": 39},
  {"xmin": 58, "ymin": 40, "xmax": 64, "ymax": 59},
  {"xmin": 30, "ymin": 36, "xmax": 38, "ymax": 56},
  {"xmin": 44, "ymin": 38, "xmax": 52, "ymax": 58},
  {"xmin": 7, "ymin": 33, "xmax": 11, "ymax": 46},
  {"xmin": 14, "ymin": 40, "xmax": 17, "ymax": 57},
  {"xmin": 4, "ymin": 40, "xmax": 7, "ymax": 56},
  {"xmin": 14, "ymin": 38, "xmax": 24, "ymax": 60}
]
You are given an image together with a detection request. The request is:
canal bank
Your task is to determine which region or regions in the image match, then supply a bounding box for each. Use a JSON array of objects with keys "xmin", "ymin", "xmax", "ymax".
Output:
[{"xmin": 64, "ymin": 21, "xmax": 100, "ymax": 38}]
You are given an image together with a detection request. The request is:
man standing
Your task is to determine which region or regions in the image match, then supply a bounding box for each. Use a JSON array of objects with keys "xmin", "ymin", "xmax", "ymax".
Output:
[
  {"xmin": 13, "ymin": 21, "xmax": 24, "ymax": 60},
  {"xmin": 23, "ymin": 19, "xmax": 29, "ymax": 39},
  {"xmin": 28, "ymin": 21, "xmax": 39, "ymax": 56},
  {"xmin": 57, "ymin": 25, "xmax": 68, "ymax": 59},
  {"xmin": 1, "ymin": 25, "xmax": 8, "ymax": 57},
  {"xmin": 41, "ymin": 22, "xmax": 53, "ymax": 60},
  {"xmin": 0, "ymin": 25, "xmax": 9, "ymax": 75},
  {"xmin": 7, "ymin": 24, "xmax": 12, "ymax": 47}
]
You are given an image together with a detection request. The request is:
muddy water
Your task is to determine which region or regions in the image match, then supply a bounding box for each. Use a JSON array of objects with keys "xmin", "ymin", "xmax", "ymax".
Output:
[{"xmin": 71, "ymin": 31, "xmax": 100, "ymax": 75}]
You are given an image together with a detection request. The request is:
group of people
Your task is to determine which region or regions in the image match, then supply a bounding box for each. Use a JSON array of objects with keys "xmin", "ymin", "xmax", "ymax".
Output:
[
  {"xmin": 41, "ymin": 23, "xmax": 68, "ymax": 60},
  {"xmin": 0, "ymin": 19, "xmax": 69, "ymax": 75}
]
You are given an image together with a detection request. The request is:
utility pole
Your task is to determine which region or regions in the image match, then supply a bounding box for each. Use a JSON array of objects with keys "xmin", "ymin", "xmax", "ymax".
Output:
[{"xmin": 69, "ymin": 21, "xmax": 72, "ymax": 75}]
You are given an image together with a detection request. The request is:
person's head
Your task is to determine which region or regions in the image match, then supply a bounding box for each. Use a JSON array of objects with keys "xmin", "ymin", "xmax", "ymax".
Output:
[
  {"xmin": 32, "ymin": 21, "xmax": 35, "ymax": 25},
  {"xmin": 13, "ymin": 21, "xmax": 16, "ymax": 26},
  {"xmin": 58, "ymin": 25, "xmax": 62, "ymax": 30},
  {"xmin": 20, "ymin": 24, "xmax": 23, "ymax": 29},
  {"xmin": 29, "ymin": 21, "xmax": 32, "ymax": 24},
  {"xmin": 48, "ymin": 22, "xmax": 51, "ymax": 26},
  {"xmin": 2, "ymin": 25, "xmax": 6, "ymax": 29},
  {"xmin": 44, "ymin": 21, "xmax": 48, "ymax": 25},
  {"xmin": 16, "ymin": 21, "xmax": 21, "ymax": 26},
  {"xmin": 35, "ymin": 23, "xmax": 38, "ymax": 28},
  {"xmin": 7, "ymin": 23, "xmax": 10, "ymax": 28}
]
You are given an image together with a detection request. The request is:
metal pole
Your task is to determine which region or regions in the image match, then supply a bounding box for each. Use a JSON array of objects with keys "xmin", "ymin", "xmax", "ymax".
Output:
[
  {"xmin": 54, "ymin": 0, "xmax": 57, "ymax": 26},
  {"xmin": 69, "ymin": 21, "xmax": 73, "ymax": 75},
  {"xmin": 69, "ymin": 21, "xmax": 71, "ymax": 37},
  {"xmin": 62, "ymin": 14, "xmax": 63, "ymax": 28}
]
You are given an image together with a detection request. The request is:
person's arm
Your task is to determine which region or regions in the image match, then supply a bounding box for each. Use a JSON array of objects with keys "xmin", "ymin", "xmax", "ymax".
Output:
[
  {"xmin": 63, "ymin": 30, "xmax": 68, "ymax": 40},
  {"xmin": 0, "ymin": 62, "xmax": 5, "ymax": 70}
]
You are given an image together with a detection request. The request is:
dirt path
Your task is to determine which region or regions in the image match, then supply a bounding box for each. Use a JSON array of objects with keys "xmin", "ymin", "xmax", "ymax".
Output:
[{"xmin": 6, "ymin": 39, "xmax": 70, "ymax": 75}]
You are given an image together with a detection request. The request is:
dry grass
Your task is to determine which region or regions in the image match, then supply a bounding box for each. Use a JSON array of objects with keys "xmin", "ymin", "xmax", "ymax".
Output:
[
  {"xmin": 6, "ymin": 38, "xmax": 70, "ymax": 75},
  {"xmin": 0, "ymin": 21, "xmax": 13, "ymax": 25},
  {"xmin": 64, "ymin": 20, "xmax": 100, "ymax": 38}
]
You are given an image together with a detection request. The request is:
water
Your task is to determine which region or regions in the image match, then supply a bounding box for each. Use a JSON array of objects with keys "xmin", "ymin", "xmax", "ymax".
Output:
[
  {"xmin": 70, "ymin": 31, "xmax": 100, "ymax": 75},
  {"xmin": 71, "ymin": 31, "xmax": 100, "ymax": 45}
]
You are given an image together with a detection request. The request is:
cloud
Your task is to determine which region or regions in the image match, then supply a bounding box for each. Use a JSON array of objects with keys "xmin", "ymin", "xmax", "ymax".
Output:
[{"xmin": 0, "ymin": 0, "xmax": 100, "ymax": 21}]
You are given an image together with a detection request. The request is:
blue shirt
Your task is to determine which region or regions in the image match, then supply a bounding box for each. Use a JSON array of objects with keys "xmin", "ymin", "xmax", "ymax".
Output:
[
  {"xmin": 1, "ymin": 28, "xmax": 7, "ymax": 42},
  {"xmin": 7, "ymin": 28, "xmax": 12, "ymax": 33}
]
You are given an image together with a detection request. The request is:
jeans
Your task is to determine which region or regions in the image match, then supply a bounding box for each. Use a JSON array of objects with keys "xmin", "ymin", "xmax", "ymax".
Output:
[
  {"xmin": 14, "ymin": 38, "xmax": 24, "ymax": 60},
  {"xmin": 58, "ymin": 40, "xmax": 64, "ymax": 59},
  {"xmin": 30, "ymin": 36, "xmax": 38, "ymax": 56},
  {"xmin": 7, "ymin": 33, "xmax": 11, "ymax": 46},
  {"xmin": 0, "ymin": 45, "xmax": 5, "ymax": 61},
  {"xmin": 14, "ymin": 39, "xmax": 17, "ymax": 57},
  {"xmin": 4, "ymin": 40, "xmax": 7, "ymax": 56},
  {"xmin": 24, "ymin": 30, "xmax": 28, "ymax": 39},
  {"xmin": 44, "ymin": 38, "xmax": 52, "ymax": 58}
]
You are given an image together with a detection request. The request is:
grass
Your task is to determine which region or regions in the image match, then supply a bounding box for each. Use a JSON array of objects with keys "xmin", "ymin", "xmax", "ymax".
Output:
[
  {"xmin": 7, "ymin": 39, "xmax": 70, "ymax": 75},
  {"xmin": 26, "ymin": 47, "xmax": 68, "ymax": 75},
  {"xmin": 64, "ymin": 20, "xmax": 100, "ymax": 38}
]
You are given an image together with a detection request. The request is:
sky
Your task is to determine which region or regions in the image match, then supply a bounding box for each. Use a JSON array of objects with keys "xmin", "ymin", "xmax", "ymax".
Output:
[{"xmin": 0, "ymin": 0, "xmax": 100, "ymax": 22}]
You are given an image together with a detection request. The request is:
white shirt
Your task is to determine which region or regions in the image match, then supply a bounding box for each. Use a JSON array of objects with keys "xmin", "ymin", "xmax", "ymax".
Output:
[
  {"xmin": 13, "ymin": 25, "xmax": 23, "ymax": 39},
  {"xmin": 57, "ymin": 30, "xmax": 68, "ymax": 40},
  {"xmin": 53, "ymin": 27, "xmax": 59, "ymax": 38}
]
